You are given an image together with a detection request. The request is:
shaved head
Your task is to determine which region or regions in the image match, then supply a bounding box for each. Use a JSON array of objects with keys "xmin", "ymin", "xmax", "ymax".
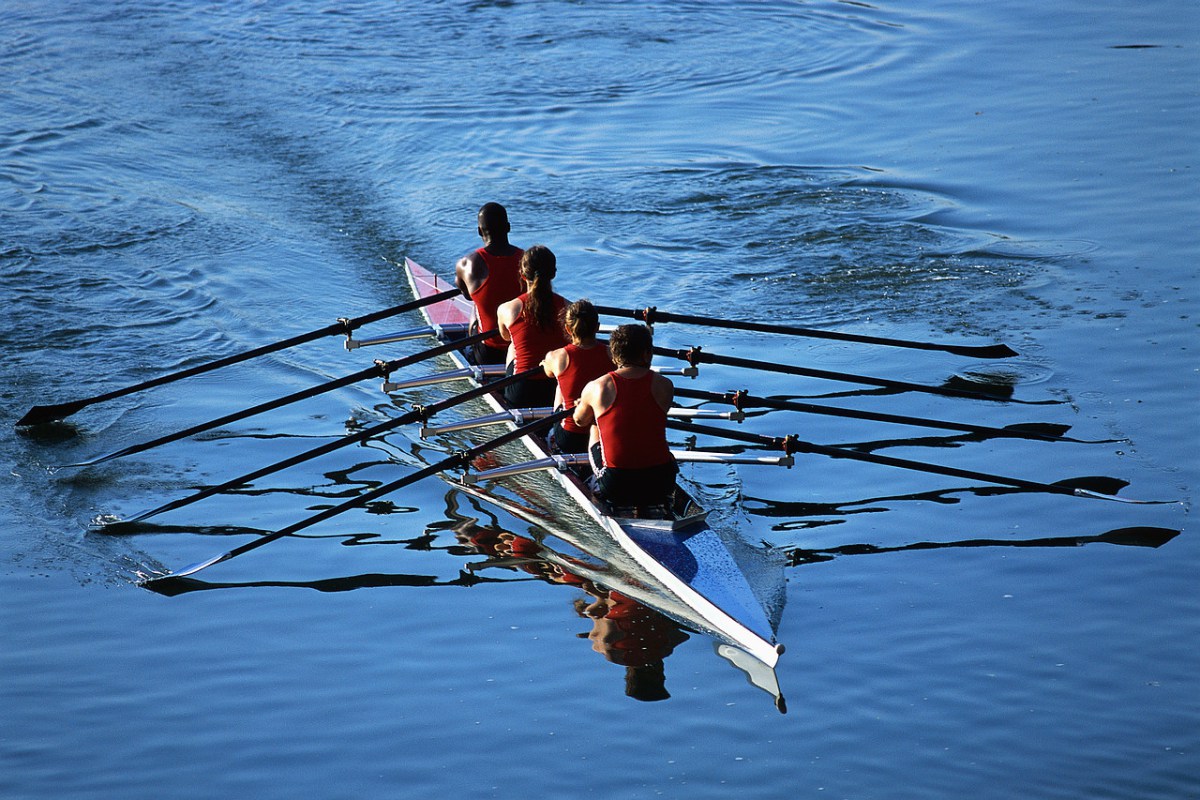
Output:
[{"xmin": 477, "ymin": 203, "xmax": 510, "ymax": 237}]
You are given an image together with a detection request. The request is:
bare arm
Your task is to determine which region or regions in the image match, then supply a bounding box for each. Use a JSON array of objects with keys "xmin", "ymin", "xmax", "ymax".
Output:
[
  {"xmin": 496, "ymin": 297, "xmax": 521, "ymax": 343},
  {"xmin": 651, "ymin": 372, "xmax": 674, "ymax": 413},
  {"xmin": 454, "ymin": 251, "xmax": 485, "ymax": 298},
  {"xmin": 543, "ymin": 346, "xmax": 568, "ymax": 379},
  {"xmin": 572, "ymin": 379, "xmax": 599, "ymax": 430},
  {"xmin": 573, "ymin": 374, "xmax": 615, "ymax": 430}
]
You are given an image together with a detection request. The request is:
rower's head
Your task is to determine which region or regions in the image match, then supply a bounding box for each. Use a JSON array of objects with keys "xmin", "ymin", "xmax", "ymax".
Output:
[
  {"xmin": 609, "ymin": 324, "xmax": 653, "ymax": 368},
  {"xmin": 477, "ymin": 202, "xmax": 510, "ymax": 241},
  {"xmin": 520, "ymin": 244, "xmax": 557, "ymax": 286},
  {"xmin": 564, "ymin": 299, "xmax": 599, "ymax": 344}
]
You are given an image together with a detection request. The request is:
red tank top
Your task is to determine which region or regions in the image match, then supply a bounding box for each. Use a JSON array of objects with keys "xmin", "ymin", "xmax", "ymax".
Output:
[
  {"xmin": 596, "ymin": 371, "xmax": 671, "ymax": 469},
  {"xmin": 557, "ymin": 343, "xmax": 615, "ymax": 433},
  {"xmin": 508, "ymin": 292, "xmax": 569, "ymax": 375},
  {"xmin": 472, "ymin": 247, "xmax": 523, "ymax": 349}
]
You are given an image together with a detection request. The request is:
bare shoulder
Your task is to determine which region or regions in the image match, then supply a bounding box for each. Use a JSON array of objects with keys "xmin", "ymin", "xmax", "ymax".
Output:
[
  {"xmin": 651, "ymin": 371, "xmax": 674, "ymax": 407},
  {"xmin": 544, "ymin": 346, "xmax": 570, "ymax": 376},
  {"xmin": 455, "ymin": 250, "xmax": 486, "ymax": 294}
]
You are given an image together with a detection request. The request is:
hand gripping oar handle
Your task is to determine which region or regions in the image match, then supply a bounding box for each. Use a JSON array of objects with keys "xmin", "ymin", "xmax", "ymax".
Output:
[
  {"xmin": 116, "ymin": 366, "xmax": 545, "ymax": 524},
  {"xmin": 62, "ymin": 328, "xmax": 497, "ymax": 469},
  {"xmin": 17, "ymin": 288, "xmax": 462, "ymax": 427},
  {"xmin": 141, "ymin": 408, "xmax": 569, "ymax": 585},
  {"xmin": 595, "ymin": 304, "xmax": 1017, "ymax": 359},
  {"xmin": 666, "ymin": 419, "xmax": 1173, "ymax": 504}
]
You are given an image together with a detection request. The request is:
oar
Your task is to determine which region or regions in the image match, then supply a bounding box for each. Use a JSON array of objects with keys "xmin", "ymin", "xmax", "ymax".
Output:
[
  {"xmin": 61, "ymin": 329, "xmax": 497, "ymax": 469},
  {"xmin": 654, "ymin": 345, "xmax": 1058, "ymax": 404},
  {"xmin": 105, "ymin": 367, "xmax": 544, "ymax": 527},
  {"xmin": 17, "ymin": 289, "xmax": 461, "ymax": 427},
  {"xmin": 595, "ymin": 304, "xmax": 1017, "ymax": 359},
  {"xmin": 674, "ymin": 387, "xmax": 1117, "ymax": 444},
  {"xmin": 666, "ymin": 419, "xmax": 1175, "ymax": 504},
  {"xmin": 140, "ymin": 409, "xmax": 569, "ymax": 586}
]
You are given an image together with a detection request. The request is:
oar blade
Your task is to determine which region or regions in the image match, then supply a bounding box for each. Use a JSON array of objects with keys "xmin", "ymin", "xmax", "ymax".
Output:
[
  {"xmin": 139, "ymin": 575, "xmax": 211, "ymax": 596},
  {"xmin": 17, "ymin": 400, "xmax": 88, "ymax": 427},
  {"xmin": 945, "ymin": 342, "xmax": 1019, "ymax": 359}
]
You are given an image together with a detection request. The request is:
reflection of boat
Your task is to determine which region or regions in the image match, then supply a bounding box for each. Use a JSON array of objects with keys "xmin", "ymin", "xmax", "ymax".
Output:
[{"xmin": 398, "ymin": 258, "xmax": 786, "ymax": 706}]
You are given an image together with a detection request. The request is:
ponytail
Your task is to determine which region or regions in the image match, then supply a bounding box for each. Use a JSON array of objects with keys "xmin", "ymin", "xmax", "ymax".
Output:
[{"xmin": 520, "ymin": 244, "xmax": 559, "ymax": 330}]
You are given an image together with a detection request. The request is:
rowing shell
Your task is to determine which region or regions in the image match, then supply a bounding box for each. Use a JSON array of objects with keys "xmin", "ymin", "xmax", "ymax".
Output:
[{"xmin": 401, "ymin": 258, "xmax": 785, "ymax": 675}]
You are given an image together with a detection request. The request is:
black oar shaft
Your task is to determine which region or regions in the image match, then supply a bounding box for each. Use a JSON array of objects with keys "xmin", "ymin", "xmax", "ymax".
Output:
[
  {"xmin": 655, "ymin": 345, "xmax": 1030, "ymax": 403},
  {"xmin": 674, "ymin": 387, "xmax": 1070, "ymax": 442},
  {"xmin": 17, "ymin": 289, "xmax": 461, "ymax": 427},
  {"xmin": 126, "ymin": 367, "xmax": 543, "ymax": 522},
  {"xmin": 667, "ymin": 419, "xmax": 1083, "ymax": 499},
  {"xmin": 67, "ymin": 329, "xmax": 496, "ymax": 468},
  {"xmin": 144, "ymin": 409, "xmax": 569, "ymax": 583},
  {"xmin": 596, "ymin": 304, "xmax": 1017, "ymax": 359}
]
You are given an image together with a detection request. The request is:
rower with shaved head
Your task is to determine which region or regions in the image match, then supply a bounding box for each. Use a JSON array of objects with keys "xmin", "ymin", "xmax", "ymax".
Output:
[
  {"xmin": 573, "ymin": 324, "xmax": 679, "ymax": 515},
  {"xmin": 454, "ymin": 202, "xmax": 524, "ymax": 365}
]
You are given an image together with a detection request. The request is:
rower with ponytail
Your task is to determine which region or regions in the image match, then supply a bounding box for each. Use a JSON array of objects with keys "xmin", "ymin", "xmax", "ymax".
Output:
[{"xmin": 497, "ymin": 244, "xmax": 570, "ymax": 407}]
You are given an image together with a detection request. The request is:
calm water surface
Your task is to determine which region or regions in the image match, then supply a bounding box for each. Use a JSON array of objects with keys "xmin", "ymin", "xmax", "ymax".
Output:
[{"xmin": 2, "ymin": 1, "xmax": 1197, "ymax": 798}]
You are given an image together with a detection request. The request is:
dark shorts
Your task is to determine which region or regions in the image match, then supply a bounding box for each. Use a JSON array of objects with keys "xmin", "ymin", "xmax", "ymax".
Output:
[
  {"xmin": 472, "ymin": 341, "xmax": 508, "ymax": 365},
  {"xmin": 589, "ymin": 442, "xmax": 678, "ymax": 510},
  {"xmin": 467, "ymin": 319, "xmax": 508, "ymax": 366},
  {"xmin": 549, "ymin": 422, "xmax": 590, "ymax": 455},
  {"xmin": 502, "ymin": 362, "xmax": 557, "ymax": 408}
]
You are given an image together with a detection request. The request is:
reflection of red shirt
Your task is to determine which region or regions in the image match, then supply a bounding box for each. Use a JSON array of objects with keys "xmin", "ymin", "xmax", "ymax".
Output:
[
  {"xmin": 557, "ymin": 343, "xmax": 615, "ymax": 433},
  {"xmin": 508, "ymin": 292, "xmax": 568, "ymax": 373},
  {"xmin": 601, "ymin": 591, "xmax": 686, "ymax": 667},
  {"xmin": 472, "ymin": 248, "xmax": 523, "ymax": 350},
  {"xmin": 596, "ymin": 372, "xmax": 671, "ymax": 468}
]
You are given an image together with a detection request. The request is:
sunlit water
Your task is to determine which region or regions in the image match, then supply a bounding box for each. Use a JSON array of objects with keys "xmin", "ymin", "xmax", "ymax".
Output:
[{"xmin": 2, "ymin": 1, "xmax": 1196, "ymax": 798}]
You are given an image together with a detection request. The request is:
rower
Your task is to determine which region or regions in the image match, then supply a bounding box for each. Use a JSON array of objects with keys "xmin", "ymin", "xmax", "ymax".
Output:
[
  {"xmin": 454, "ymin": 202, "xmax": 524, "ymax": 365},
  {"xmin": 542, "ymin": 299, "xmax": 615, "ymax": 454},
  {"xmin": 573, "ymin": 324, "xmax": 679, "ymax": 516},
  {"xmin": 496, "ymin": 245, "xmax": 569, "ymax": 408}
]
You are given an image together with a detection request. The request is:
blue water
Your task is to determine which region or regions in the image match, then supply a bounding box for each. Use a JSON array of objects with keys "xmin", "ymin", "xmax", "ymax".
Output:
[{"xmin": 2, "ymin": 1, "xmax": 1197, "ymax": 798}]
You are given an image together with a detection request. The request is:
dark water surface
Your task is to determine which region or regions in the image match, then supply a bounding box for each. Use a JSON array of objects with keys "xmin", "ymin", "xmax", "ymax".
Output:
[{"xmin": 2, "ymin": 2, "xmax": 1196, "ymax": 798}]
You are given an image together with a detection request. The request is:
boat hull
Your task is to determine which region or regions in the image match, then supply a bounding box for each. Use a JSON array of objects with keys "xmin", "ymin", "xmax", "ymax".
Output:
[{"xmin": 402, "ymin": 258, "xmax": 781, "ymax": 669}]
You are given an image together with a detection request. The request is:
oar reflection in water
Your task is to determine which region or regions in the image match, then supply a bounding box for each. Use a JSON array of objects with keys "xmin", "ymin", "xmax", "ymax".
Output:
[
  {"xmin": 783, "ymin": 526, "xmax": 1181, "ymax": 568},
  {"xmin": 740, "ymin": 476, "xmax": 1138, "ymax": 532}
]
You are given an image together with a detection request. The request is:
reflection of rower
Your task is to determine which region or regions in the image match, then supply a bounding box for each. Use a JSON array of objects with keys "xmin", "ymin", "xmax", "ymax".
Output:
[
  {"xmin": 573, "ymin": 324, "xmax": 679, "ymax": 516},
  {"xmin": 542, "ymin": 299, "xmax": 615, "ymax": 455},
  {"xmin": 497, "ymin": 245, "xmax": 569, "ymax": 408},
  {"xmin": 457, "ymin": 526, "xmax": 690, "ymax": 703},
  {"xmin": 454, "ymin": 203, "xmax": 524, "ymax": 366},
  {"xmin": 576, "ymin": 588, "xmax": 690, "ymax": 702}
]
